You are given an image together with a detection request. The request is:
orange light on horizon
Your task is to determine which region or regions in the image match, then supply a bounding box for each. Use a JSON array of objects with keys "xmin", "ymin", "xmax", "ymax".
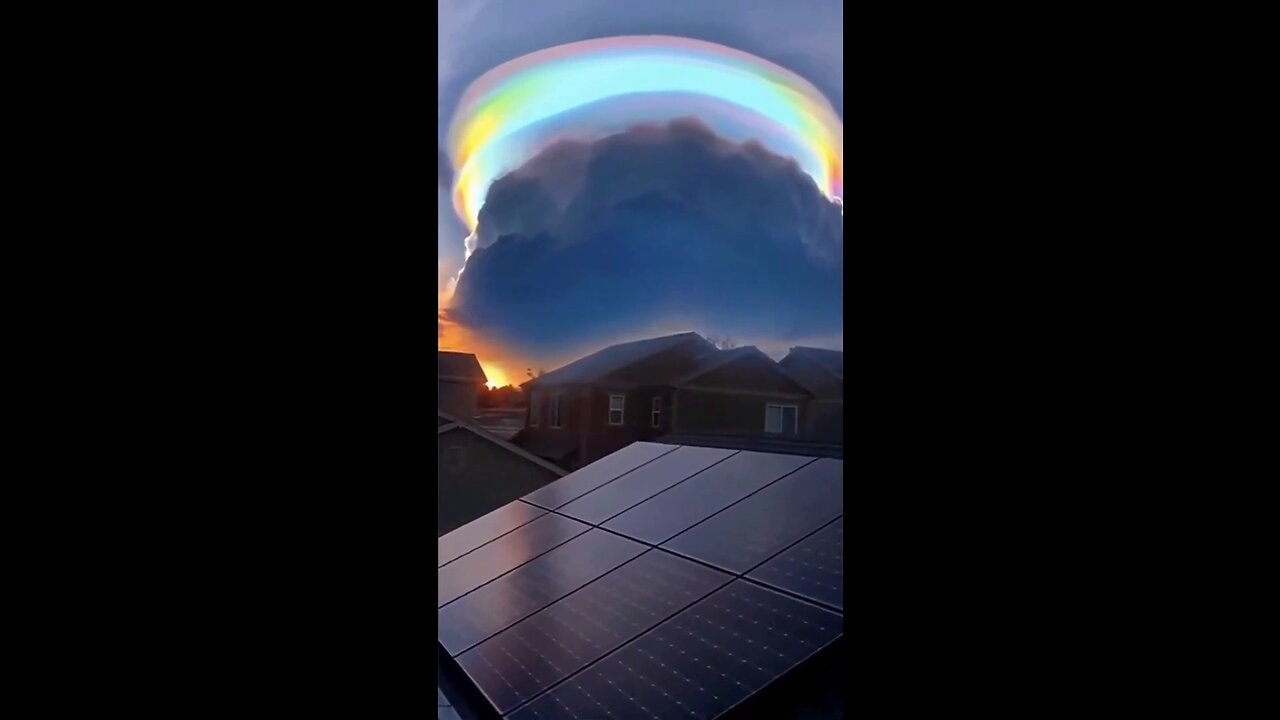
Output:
[{"xmin": 482, "ymin": 362, "xmax": 511, "ymax": 390}]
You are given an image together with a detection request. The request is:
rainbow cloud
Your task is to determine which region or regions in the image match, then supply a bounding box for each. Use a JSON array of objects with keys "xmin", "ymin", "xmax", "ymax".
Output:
[{"xmin": 445, "ymin": 35, "xmax": 844, "ymax": 236}]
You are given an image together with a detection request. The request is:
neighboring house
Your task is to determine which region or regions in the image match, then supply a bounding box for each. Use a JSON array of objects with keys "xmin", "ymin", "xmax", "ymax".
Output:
[
  {"xmin": 437, "ymin": 409, "xmax": 565, "ymax": 536},
  {"xmin": 659, "ymin": 432, "xmax": 844, "ymax": 459},
  {"xmin": 779, "ymin": 346, "xmax": 844, "ymax": 443},
  {"xmin": 439, "ymin": 351, "xmax": 487, "ymax": 420},
  {"xmin": 513, "ymin": 332, "xmax": 814, "ymax": 470}
]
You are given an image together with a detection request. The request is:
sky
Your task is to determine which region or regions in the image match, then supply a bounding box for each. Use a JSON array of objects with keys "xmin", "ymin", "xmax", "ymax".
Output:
[{"xmin": 438, "ymin": 0, "xmax": 844, "ymax": 388}]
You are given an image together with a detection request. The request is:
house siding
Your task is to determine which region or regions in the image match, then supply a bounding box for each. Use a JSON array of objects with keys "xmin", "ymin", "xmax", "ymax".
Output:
[
  {"xmin": 437, "ymin": 427, "xmax": 561, "ymax": 536},
  {"xmin": 778, "ymin": 355, "xmax": 843, "ymax": 399},
  {"xmin": 777, "ymin": 354, "xmax": 843, "ymax": 442},
  {"xmin": 674, "ymin": 388, "xmax": 809, "ymax": 436},
  {"xmin": 807, "ymin": 399, "xmax": 844, "ymax": 442},
  {"xmin": 439, "ymin": 380, "xmax": 480, "ymax": 420},
  {"xmin": 577, "ymin": 386, "xmax": 674, "ymax": 467}
]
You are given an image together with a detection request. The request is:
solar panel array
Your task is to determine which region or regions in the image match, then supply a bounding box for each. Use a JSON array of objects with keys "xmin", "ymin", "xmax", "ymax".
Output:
[{"xmin": 437, "ymin": 442, "xmax": 844, "ymax": 719}]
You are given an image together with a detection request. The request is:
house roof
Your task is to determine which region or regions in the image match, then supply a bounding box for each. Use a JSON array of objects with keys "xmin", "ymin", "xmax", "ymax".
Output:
[
  {"xmin": 671, "ymin": 346, "xmax": 811, "ymax": 396},
  {"xmin": 786, "ymin": 346, "xmax": 843, "ymax": 380},
  {"xmin": 510, "ymin": 427, "xmax": 580, "ymax": 465},
  {"xmin": 438, "ymin": 351, "xmax": 487, "ymax": 383},
  {"xmin": 437, "ymin": 409, "xmax": 567, "ymax": 477},
  {"xmin": 523, "ymin": 332, "xmax": 711, "ymax": 388},
  {"xmin": 658, "ymin": 432, "xmax": 844, "ymax": 458},
  {"xmin": 669, "ymin": 345, "xmax": 758, "ymax": 385}
]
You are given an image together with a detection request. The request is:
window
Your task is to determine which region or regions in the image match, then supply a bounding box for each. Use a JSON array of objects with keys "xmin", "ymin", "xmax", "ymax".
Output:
[
  {"xmin": 651, "ymin": 397, "xmax": 662, "ymax": 428},
  {"xmin": 765, "ymin": 404, "xmax": 798, "ymax": 435},
  {"xmin": 551, "ymin": 393, "xmax": 563, "ymax": 428},
  {"xmin": 530, "ymin": 392, "xmax": 541, "ymax": 426},
  {"xmin": 608, "ymin": 394, "xmax": 625, "ymax": 425}
]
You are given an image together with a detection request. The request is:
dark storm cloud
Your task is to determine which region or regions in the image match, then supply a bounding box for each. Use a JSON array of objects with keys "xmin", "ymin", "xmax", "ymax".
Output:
[{"xmin": 447, "ymin": 119, "xmax": 843, "ymax": 357}]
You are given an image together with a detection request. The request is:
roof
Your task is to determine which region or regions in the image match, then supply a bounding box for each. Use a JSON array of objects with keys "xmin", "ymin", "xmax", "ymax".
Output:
[
  {"xmin": 671, "ymin": 346, "xmax": 811, "ymax": 395},
  {"xmin": 785, "ymin": 346, "xmax": 843, "ymax": 380},
  {"xmin": 438, "ymin": 351, "xmax": 487, "ymax": 383},
  {"xmin": 511, "ymin": 427, "xmax": 580, "ymax": 465},
  {"xmin": 523, "ymin": 332, "xmax": 711, "ymax": 388},
  {"xmin": 659, "ymin": 432, "xmax": 844, "ymax": 458},
  {"xmin": 437, "ymin": 409, "xmax": 567, "ymax": 477},
  {"xmin": 670, "ymin": 345, "xmax": 761, "ymax": 385}
]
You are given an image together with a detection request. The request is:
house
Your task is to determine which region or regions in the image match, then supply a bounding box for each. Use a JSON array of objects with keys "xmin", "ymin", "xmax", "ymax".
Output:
[
  {"xmin": 437, "ymin": 438, "xmax": 844, "ymax": 719},
  {"xmin": 658, "ymin": 431, "xmax": 844, "ymax": 459},
  {"xmin": 513, "ymin": 332, "xmax": 814, "ymax": 470},
  {"xmin": 779, "ymin": 346, "xmax": 844, "ymax": 443},
  {"xmin": 437, "ymin": 409, "xmax": 565, "ymax": 536},
  {"xmin": 438, "ymin": 351, "xmax": 487, "ymax": 420}
]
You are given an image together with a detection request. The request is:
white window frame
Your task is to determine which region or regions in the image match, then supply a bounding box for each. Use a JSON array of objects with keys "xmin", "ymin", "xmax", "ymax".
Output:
[
  {"xmin": 765, "ymin": 404, "xmax": 799, "ymax": 435},
  {"xmin": 551, "ymin": 393, "xmax": 563, "ymax": 428},
  {"xmin": 608, "ymin": 394, "xmax": 626, "ymax": 426},
  {"xmin": 651, "ymin": 397, "xmax": 662, "ymax": 428}
]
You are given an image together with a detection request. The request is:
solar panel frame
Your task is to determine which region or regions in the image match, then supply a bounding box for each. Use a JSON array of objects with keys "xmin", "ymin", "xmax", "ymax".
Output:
[
  {"xmin": 437, "ymin": 444, "xmax": 845, "ymax": 720},
  {"xmin": 438, "ymin": 513, "xmax": 590, "ymax": 609},
  {"xmin": 660, "ymin": 457, "xmax": 843, "ymax": 575},
  {"xmin": 747, "ymin": 516, "xmax": 843, "ymax": 611},
  {"xmin": 603, "ymin": 451, "xmax": 817, "ymax": 545},
  {"xmin": 504, "ymin": 578, "xmax": 843, "ymax": 720},
  {"xmin": 556, "ymin": 445, "xmax": 739, "ymax": 525},
  {"xmin": 438, "ymin": 500, "xmax": 547, "ymax": 568},
  {"xmin": 438, "ymin": 529, "xmax": 648, "ymax": 657},
  {"xmin": 454, "ymin": 548, "xmax": 733, "ymax": 714},
  {"xmin": 521, "ymin": 442, "xmax": 680, "ymax": 510}
]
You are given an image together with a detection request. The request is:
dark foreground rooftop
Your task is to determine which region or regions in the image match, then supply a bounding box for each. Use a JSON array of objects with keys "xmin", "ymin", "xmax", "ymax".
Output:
[{"xmin": 437, "ymin": 440, "xmax": 844, "ymax": 719}]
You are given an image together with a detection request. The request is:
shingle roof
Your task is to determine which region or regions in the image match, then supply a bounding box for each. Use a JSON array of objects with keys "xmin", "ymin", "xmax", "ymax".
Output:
[
  {"xmin": 523, "ymin": 332, "xmax": 711, "ymax": 388},
  {"xmin": 439, "ymin": 351, "xmax": 487, "ymax": 383},
  {"xmin": 787, "ymin": 346, "xmax": 843, "ymax": 379},
  {"xmin": 437, "ymin": 409, "xmax": 568, "ymax": 477},
  {"xmin": 668, "ymin": 345, "xmax": 755, "ymax": 385}
]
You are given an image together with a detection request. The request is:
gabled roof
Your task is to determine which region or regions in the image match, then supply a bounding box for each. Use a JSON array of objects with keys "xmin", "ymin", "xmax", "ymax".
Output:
[
  {"xmin": 438, "ymin": 351, "xmax": 487, "ymax": 383},
  {"xmin": 523, "ymin": 332, "xmax": 712, "ymax": 388},
  {"xmin": 785, "ymin": 346, "xmax": 843, "ymax": 380},
  {"xmin": 671, "ymin": 345, "xmax": 806, "ymax": 390},
  {"xmin": 437, "ymin": 409, "xmax": 567, "ymax": 477}
]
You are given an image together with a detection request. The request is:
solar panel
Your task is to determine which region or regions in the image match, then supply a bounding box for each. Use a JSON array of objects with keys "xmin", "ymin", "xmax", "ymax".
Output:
[
  {"xmin": 748, "ymin": 517, "xmax": 843, "ymax": 611},
  {"xmin": 506, "ymin": 579, "xmax": 842, "ymax": 720},
  {"xmin": 661, "ymin": 458, "xmax": 843, "ymax": 574},
  {"xmin": 438, "ymin": 529, "xmax": 648, "ymax": 656},
  {"xmin": 438, "ymin": 500, "xmax": 547, "ymax": 568},
  {"xmin": 455, "ymin": 549, "xmax": 732, "ymax": 714},
  {"xmin": 558, "ymin": 446, "xmax": 738, "ymax": 525},
  {"xmin": 522, "ymin": 442, "xmax": 679, "ymax": 510},
  {"xmin": 438, "ymin": 513, "xmax": 590, "ymax": 608},
  {"xmin": 603, "ymin": 451, "xmax": 816, "ymax": 545}
]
